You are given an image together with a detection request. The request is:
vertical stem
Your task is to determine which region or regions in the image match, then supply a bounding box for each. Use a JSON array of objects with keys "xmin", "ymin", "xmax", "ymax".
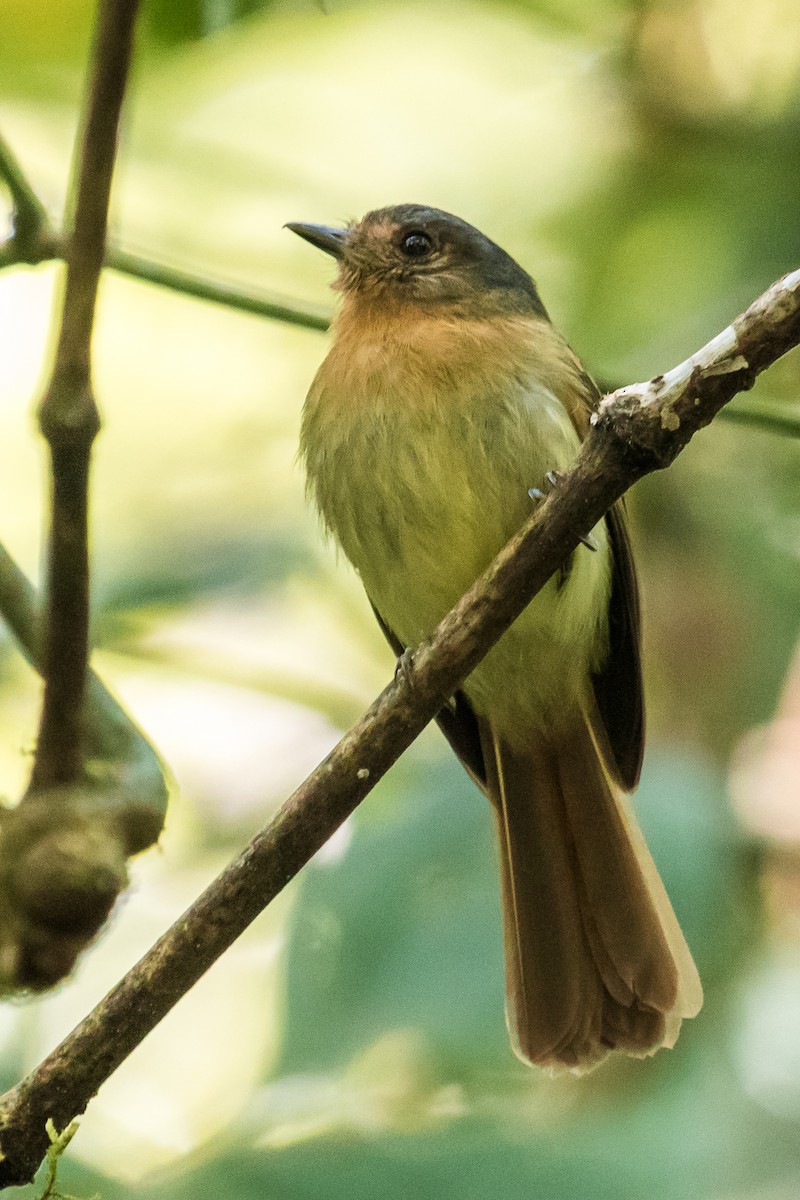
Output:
[
  {"xmin": 30, "ymin": 0, "xmax": 141, "ymax": 789},
  {"xmin": 55, "ymin": 0, "xmax": 140, "ymax": 373},
  {"xmin": 31, "ymin": 443, "xmax": 94, "ymax": 785}
]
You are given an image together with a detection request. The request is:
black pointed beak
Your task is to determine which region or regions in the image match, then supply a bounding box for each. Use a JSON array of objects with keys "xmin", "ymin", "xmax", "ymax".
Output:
[{"xmin": 285, "ymin": 222, "xmax": 348, "ymax": 259}]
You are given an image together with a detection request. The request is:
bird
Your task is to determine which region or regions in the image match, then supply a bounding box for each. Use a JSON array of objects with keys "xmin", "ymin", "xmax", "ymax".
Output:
[{"xmin": 288, "ymin": 204, "xmax": 702, "ymax": 1072}]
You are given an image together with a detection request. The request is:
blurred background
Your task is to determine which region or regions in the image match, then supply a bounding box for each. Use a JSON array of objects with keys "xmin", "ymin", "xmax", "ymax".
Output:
[{"xmin": 1, "ymin": 0, "xmax": 800, "ymax": 1196}]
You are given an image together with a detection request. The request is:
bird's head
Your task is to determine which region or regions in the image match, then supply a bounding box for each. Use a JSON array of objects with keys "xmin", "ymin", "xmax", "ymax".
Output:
[{"xmin": 286, "ymin": 204, "xmax": 547, "ymax": 319}]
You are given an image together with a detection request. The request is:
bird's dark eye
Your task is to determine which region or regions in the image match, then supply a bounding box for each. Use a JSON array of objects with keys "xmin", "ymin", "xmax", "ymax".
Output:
[{"xmin": 400, "ymin": 230, "xmax": 433, "ymax": 258}]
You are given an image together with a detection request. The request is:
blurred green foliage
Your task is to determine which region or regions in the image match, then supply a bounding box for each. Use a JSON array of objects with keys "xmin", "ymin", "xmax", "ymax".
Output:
[{"xmin": 1, "ymin": 0, "xmax": 800, "ymax": 1197}]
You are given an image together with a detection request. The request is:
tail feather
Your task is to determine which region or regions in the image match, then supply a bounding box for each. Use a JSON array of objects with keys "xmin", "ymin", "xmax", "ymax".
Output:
[
  {"xmin": 482, "ymin": 728, "xmax": 592, "ymax": 1060},
  {"xmin": 479, "ymin": 715, "xmax": 701, "ymax": 1072},
  {"xmin": 558, "ymin": 718, "xmax": 679, "ymax": 1015}
]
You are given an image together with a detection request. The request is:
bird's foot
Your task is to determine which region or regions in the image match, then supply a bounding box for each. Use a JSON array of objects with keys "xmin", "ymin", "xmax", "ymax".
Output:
[
  {"xmin": 394, "ymin": 647, "xmax": 416, "ymax": 688},
  {"xmin": 528, "ymin": 471, "xmax": 598, "ymax": 551}
]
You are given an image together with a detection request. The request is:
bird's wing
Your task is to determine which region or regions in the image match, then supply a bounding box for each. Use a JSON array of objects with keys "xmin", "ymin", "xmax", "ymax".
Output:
[
  {"xmin": 559, "ymin": 355, "xmax": 645, "ymax": 791},
  {"xmin": 368, "ymin": 599, "xmax": 488, "ymax": 793},
  {"xmin": 590, "ymin": 501, "xmax": 645, "ymax": 790}
]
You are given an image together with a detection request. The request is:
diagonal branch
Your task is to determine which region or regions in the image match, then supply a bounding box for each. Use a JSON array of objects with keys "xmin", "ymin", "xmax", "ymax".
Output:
[
  {"xmin": 0, "ymin": 130, "xmax": 50, "ymax": 262},
  {"xmin": 105, "ymin": 247, "xmax": 331, "ymax": 329},
  {"xmin": 29, "ymin": 0, "xmax": 141, "ymax": 790},
  {"xmin": 0, "ymin": 541, "xmax": 167, "ymax": 835},
  {"xmin": 0, "ymin": 132, "xmax": 331, "ymax": 332},
  {"xmin": 0, "ymin": 541, "xmax": 168, "ymax": 992},
  {"xmin": 0, "ymin": 265, "xmax": 798, "ymax": 1188}
]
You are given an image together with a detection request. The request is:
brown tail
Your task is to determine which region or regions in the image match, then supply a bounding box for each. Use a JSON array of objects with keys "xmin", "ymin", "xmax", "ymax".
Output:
[{"xmin": 479, "ymin": 716, "xmax": 702, "ymax": 1072}]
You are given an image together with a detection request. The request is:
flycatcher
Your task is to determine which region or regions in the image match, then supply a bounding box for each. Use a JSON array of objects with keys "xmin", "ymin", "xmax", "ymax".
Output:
[{"xmin": 289, "ymin": 204, "xmax": 702, "ymax": 1072}]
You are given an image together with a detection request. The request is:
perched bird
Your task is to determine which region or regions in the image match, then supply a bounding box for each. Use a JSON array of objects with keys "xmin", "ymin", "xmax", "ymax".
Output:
[{"xmin": 289, "ymin": 204, "xmax": 702, "ymax": 1072}]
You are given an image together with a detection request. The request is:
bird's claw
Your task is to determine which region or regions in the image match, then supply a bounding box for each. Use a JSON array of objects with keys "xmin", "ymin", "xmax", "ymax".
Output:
[
  {"xmin": 395, "ymin": 647, "xmax": 415, "ymax": 687},
  {"xmin": 528, "ymin": 472, "xmax": 598, "ymax": 551}
]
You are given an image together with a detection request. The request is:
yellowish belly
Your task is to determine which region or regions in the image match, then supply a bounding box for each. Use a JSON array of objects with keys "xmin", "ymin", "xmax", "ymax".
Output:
[{"xmin": 302, "ymin": 372, "xmax": 612, "ymax": 744}]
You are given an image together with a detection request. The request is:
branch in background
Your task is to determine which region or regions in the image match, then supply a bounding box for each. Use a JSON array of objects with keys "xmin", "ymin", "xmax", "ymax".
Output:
[
  {"xmin": 30, "ymin": 0, "xmax": 141, "ymax": 790},
  {"xmin": 720, "ymin": 397, "xmax": 800, "ymax": 438},
  {"xmin": 0, "ymin": 135, "xmax": 331, "ymax": 332},
  {"xmin": 0, "ymin": 542, "xmax": 167, "ymax": 844},
  {"xmin": 0, "ymin": 0, "xmax": 166, "ymax": 1004},
  {"xmin": 0, "ymin": 130, "xmax": 50, "ymax": 261},
  {"xmin": 107, "ymin": 247, "xmax": 331, "ymax": 329},
  {"xmin": 0, "ymin": 266, "xmax": 797, "ymax": 1189},
  {"xmin": 0, "ymin": 541, "xmax": 168, "ymax": 991}
]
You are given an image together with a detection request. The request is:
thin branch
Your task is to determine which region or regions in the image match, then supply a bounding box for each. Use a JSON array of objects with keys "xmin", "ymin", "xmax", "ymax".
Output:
[
  {"xmin": 719, "ymin": 398, "xmax": 800, "ymax": 438},
  {"xmin": 0, "ymin": 132, "xmax": 331, "ymax": 332},
  {"xmin": 0, "ymin": 541, "xmax": 167, "ymax": 822},
  {"xmin": 30, "ymin": 0, "xmax": 140, "ymax": 790},
  {"xmin": 0, "ymin": 266, "xmax": 798, "ymax": 1188},
  {"xmin": 0, "ymin": 542, "xmax": 167, "ymax": 996},
  {"xmin": 0, "ymin": 130, "xmax": 49, "ymax": 260},
  {"xmin": 106, "ymin": 247, "xmax": 331, "ymax": 329},
  {"xmin": 0, "ymin": 223, "xmax": 332, "ymax": 331}
]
